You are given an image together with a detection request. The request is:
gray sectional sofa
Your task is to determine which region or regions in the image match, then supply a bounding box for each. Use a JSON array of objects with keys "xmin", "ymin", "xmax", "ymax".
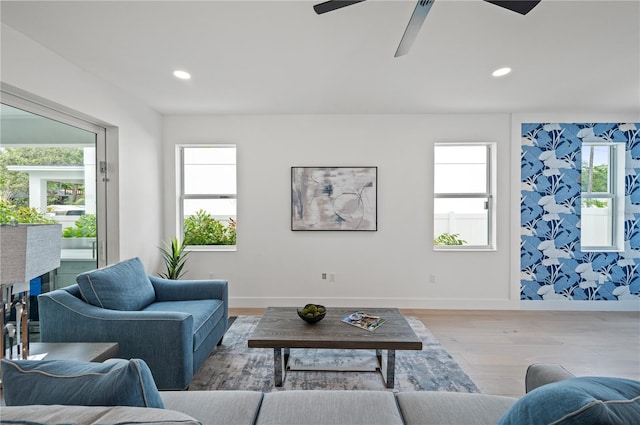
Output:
[{"xmin": 3, "ymin": 363, "xmax": 639, "ymax": 425}]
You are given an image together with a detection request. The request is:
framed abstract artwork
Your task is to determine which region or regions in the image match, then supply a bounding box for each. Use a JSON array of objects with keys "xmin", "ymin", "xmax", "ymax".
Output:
[{"xmin": 291, "ymin": 166, "xmax": 377, "ymax": 231}]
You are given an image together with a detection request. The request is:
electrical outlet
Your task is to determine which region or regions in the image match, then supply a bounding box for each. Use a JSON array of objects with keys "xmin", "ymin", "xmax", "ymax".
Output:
[
  {"xmin": 321, "ymin": 273, "xmax": 327, "ymax": 280},
  {"xmin": 329, "ymin": 273, "xmax": 335, "ymax": 282},
  {"xmin": 429, "ymin": 274, "xmax": 436, "ymax": 284}
]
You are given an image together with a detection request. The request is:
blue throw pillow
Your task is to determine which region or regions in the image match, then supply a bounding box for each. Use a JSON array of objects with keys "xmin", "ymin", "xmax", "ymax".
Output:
[
  {"xmin": 76, "ymin": 257, "xmax": 156, "ymax": 310},
  {"xmin": 1, "ymin": 358, "xmax": 164, "ymax": 408},
  {"xmin": 498, "ymin": 376, "xmax": 640, "ymax": 425}
]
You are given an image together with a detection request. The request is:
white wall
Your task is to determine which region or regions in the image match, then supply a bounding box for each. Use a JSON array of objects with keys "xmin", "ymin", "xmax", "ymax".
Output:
[
  {"xmin": 1, "ymin": 24, "xmax": 164, "ymax": 270},
  {"xmin": 164, "ymin": 114, "xmax": 515, "ymax": 309},
  {"xmin": 4, "ymin": 22, "xmax": 636, "ymax": 310}
]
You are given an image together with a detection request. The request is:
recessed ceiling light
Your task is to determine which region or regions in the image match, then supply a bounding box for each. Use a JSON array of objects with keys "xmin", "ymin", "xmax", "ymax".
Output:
[
  {"xmin": 173, "ymin": 70, "xmax": 191, "ymax": 80},
  {"xmin": 492, "ymin": 67, "xmax": 512, "ymax": 77}
]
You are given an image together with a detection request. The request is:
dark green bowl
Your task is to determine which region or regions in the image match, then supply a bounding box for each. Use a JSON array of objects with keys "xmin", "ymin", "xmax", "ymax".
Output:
[{"xmin": 297, "ymin": 304, "xmax": 327, "ymax": 324}]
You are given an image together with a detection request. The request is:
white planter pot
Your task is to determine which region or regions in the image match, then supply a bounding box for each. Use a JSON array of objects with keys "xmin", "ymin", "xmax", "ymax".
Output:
[{"xmin": 61, "ymin": 237, "xmax": 96, "ymax": 250}]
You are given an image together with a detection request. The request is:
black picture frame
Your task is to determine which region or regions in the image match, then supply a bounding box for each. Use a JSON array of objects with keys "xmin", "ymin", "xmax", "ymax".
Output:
[{"xmin": 291, "ymin": 166, "xmax": 377, "ymax": 231}]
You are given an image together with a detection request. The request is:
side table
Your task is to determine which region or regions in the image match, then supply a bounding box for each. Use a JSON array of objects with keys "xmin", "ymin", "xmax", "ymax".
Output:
[{"xmin": 18, "ymin": 342, "xmax": 120, "ymax": 362}]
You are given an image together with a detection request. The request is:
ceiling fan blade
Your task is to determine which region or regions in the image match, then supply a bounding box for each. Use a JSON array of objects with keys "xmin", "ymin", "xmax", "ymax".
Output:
[
  {"xmin": 483, "ymin": 0, "xmax": 541, "ymax": 15},
  {"xmin": 313, "ymin": 0, "xmax": 366, "ymax": 15},
  {"xmin": 394, "ymin": 0, "xmax": 435, "ymax": 57}
]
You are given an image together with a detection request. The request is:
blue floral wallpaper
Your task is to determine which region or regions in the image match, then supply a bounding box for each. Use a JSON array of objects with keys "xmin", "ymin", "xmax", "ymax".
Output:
[{"xmin": 520, "ymin": 123, "xmax": 640, "ymax": 301}]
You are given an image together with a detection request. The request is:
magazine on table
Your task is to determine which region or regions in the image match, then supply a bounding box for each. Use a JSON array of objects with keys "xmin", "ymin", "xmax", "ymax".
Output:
[{"xmin": 341, "ymin": 311, "xmax": 386, "ymax": 332}]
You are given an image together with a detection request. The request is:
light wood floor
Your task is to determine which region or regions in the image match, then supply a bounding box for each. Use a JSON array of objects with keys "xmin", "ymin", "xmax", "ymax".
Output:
[{"xmin": 230, "ymin": 308, "xmax": 640, "ymax": 397}]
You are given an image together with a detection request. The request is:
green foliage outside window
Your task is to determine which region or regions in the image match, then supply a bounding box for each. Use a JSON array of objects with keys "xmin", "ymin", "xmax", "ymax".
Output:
[
  {"xmin": 582, "ymin": 199, "xmax": 609, "ymax": 208},
  {"xmin": 581, "ymin": 163, "xmax": 610, "ymax": 208},
  {"xmin": 0, "ymin": 147, "xmax": 84, "ymax": 207},
  {"xmin": 62, "ymin": 214, "xmax": 96, "ymax": 238},
  {"xmin": 0, "ymin": 199, "xmax": 55, "ymax": 224},
  {"xmin": 183, "ymin": 209, "xmax": 236, "ymax": 246},
  {"xmin": 434, "ymin": 233, "xmax": 467, "ymax": 246},
  {"xmin": 581, "ymin": 163, "xmax": 609, "ymax": 192}
]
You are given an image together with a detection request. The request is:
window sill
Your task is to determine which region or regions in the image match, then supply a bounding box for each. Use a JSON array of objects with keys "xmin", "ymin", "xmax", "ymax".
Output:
[
  {"xmin": 581, "ymin": 248, "xmax": 623, "ymax": 253},
  {"xmin": 433, "ymin": 246, "xmax": 496, "ymax": 252},
  {"xmin": 185, "ymin": 245, "xmax": 236, "ymax": 252}
]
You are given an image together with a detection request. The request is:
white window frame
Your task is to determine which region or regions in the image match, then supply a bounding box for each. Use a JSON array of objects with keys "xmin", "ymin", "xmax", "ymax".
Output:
[
  {"xmin": 580, "ymin": 142, "xmax": 624, "ymax": 252},
  {"xmin": 178, "ymin": 144, "xmax": 237, "ymax": 251},
  {"xmin": 433, "ymin": 142, "xmax": 496, "ymax": 251}
]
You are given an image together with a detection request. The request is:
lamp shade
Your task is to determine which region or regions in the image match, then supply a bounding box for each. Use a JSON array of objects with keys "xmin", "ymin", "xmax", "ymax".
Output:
[{"xmin": 0, "ymin": 224, "xmax": 62, "ymax": 293}]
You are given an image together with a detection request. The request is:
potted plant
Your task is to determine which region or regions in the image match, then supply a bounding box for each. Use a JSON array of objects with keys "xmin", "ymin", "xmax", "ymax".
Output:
[{"xmin": 159, "ymin": 237, "xmax": 189, "ymax": 280}]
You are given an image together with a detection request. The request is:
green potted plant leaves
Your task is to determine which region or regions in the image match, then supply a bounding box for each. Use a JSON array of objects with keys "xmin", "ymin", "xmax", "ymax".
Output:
[
  {"xmin": 0, "ymin": 199, "xmax": 62, "ymax": 290},
  {"xmin": 0, "ymin": 199, "xmax": 56, "ymax": 225},
  {"xmin": 159, "ymin": 237, "xmax": 189, "ymax": 280}
]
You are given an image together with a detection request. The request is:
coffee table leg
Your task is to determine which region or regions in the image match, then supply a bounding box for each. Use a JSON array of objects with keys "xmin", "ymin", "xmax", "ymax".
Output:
[
  {"xmin": 284, "ymin": 347, "xmax": 290, "ymax": 369},
  {"xmin": 386, "ymin": 350, "xmax": 396, "ymax": 388},
  {"xmin": 273, "ymin": 348, "xmax": 283, "ymax": 387}
]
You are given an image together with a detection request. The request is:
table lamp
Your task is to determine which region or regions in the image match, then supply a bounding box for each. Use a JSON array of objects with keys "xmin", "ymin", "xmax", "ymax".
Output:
[{"xmin": 0, "ymin": 223, "xmax": 62, "ymax": 359}]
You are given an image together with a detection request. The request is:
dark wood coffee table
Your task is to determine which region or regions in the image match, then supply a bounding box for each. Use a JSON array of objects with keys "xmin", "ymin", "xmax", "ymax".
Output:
[{"xmin": 248, "ymin": 307, "xmax": 422, "ymax": 388}]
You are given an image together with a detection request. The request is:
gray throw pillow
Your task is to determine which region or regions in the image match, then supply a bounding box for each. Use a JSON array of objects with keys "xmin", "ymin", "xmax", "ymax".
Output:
[
  {"xmin": 498, "ymin": 376, "xmax": 640, "ymax": 425},
  {"xmin": 76, "ymin": 257, "xmax": 156, "ymax": 310},
  {"xmin": 1, "ymin": 358, "xmax": 164, "ymax": 408}
]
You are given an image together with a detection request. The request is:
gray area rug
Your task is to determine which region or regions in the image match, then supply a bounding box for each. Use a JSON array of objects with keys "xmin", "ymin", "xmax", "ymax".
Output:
[{"xmin": 190, "ymin": 315, "xmax": 479, "ymax": 393}]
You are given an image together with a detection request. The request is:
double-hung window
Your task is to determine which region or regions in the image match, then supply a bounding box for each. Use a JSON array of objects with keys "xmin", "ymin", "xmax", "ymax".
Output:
[
  {"xmin": 179, "ymin": 145, "xmax": 236, "ymax": 248},
  {"xmin": 433, "ymin": 143, "xmax": 495, "ymax": 250},
  {"xmin": 580, "ymin": 142, "xmax": 624, "ymax": 251}
]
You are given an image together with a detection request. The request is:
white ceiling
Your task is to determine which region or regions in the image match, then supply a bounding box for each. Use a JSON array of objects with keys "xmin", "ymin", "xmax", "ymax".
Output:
[{"xmin": 1, "ymin": 0, "xmax": 639, "ymax": 115}]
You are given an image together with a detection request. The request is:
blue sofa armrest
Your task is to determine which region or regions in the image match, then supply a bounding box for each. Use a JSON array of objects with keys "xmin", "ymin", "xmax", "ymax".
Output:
[
  {"xmin": 149, "ymin": 277, "xmax": 229, "ymax": 327},
  {"xmin": 150, "ymin": 277, "xmax": 229, "ymax": 342},
  {"xmin": 149, "ymin": 277, "xmax": 229, "ymax": 375},
  {"xmin": 38, "ymin": 286, "xmax": 195, "ymax": 389},
  {"xmin": 149, "ymin": 276, "xmax": 228, "ymax": 303}
]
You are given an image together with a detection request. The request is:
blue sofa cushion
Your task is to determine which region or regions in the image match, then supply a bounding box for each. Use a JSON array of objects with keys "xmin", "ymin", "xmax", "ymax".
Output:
[
  {"xmin": 144, "ymin": 299, "xmax": 225, "ymax": 351},
  {"xmin": 76, "ymin": 257, "xmax": 156, "ymax": 311},
  {"xmin": 1, "ymin": 358, "xmax": 164, "ymax": 408},
  {"xmin": 498, "ymin": 376, "xmax": 640, "ymax": 425}
]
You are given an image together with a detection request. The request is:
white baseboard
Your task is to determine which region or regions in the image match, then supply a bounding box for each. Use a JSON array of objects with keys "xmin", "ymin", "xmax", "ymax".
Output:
[
  {"xmin": 521, "ymin": 300, "xmax": 640, "ymax": 311},
  {"xmin": 229, "ymin": 297, "xmax": 520, "ymax": 310},
  {"xmin": 230, "ymin": 297, "xmax": 640, "ymax": 311}
]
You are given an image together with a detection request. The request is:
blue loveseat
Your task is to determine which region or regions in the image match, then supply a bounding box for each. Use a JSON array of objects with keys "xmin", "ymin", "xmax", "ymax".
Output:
[{"xmin": 37, "ymin": 257, "xmax": 228, "ymax": 390}]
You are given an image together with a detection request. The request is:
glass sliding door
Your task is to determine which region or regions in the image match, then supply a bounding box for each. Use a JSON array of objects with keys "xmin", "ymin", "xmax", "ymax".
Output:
[{"xmin": 1, "ymin": 95, "xmax": 108, "ymax": 338}]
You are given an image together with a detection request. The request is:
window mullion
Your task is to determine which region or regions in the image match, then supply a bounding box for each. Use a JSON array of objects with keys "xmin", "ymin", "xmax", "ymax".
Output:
[{"xmin": 183, "ymin": 194, "xmax": 237, "ymax": 200}]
